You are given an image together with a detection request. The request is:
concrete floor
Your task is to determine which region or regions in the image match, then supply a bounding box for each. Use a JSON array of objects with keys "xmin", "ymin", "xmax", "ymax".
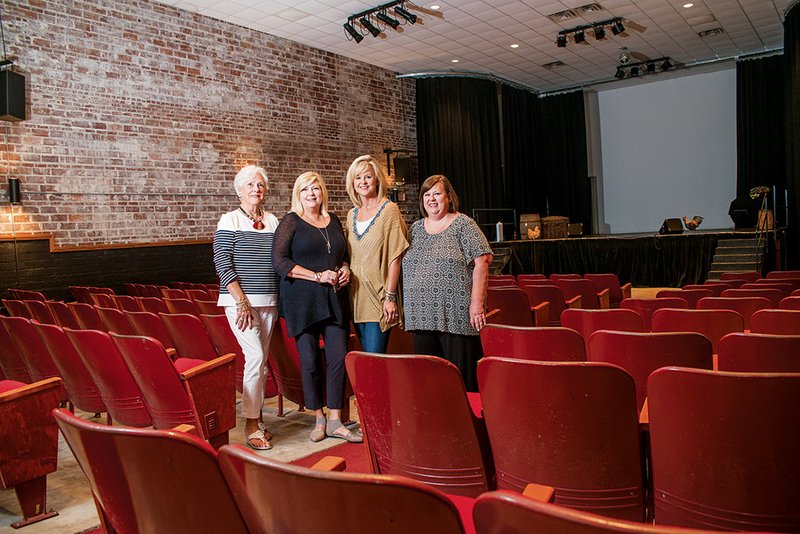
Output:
[{"xmin": 0, "ymin": 395, "xmax": 358, "ymax": 533}]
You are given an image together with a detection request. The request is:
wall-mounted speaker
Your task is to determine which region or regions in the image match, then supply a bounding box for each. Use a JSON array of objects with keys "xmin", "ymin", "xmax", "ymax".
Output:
[
  {"xmin": 0, "ymin": 70, "xmax": 25, "ymax": 122},
  {"xmin": 659, "ymin": 218, "xmax": 683, "ymax": 234}
]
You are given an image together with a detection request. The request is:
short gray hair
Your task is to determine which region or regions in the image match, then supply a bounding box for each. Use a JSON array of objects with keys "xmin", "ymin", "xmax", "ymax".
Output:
[{"xmin": 234, "ymin": 165, "xmax": 268, "ymax": 196}]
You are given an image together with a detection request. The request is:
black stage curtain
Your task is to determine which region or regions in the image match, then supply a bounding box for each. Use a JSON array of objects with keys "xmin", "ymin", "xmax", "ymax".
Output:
[
  {"xmin": 501, "ymin": 85, "xmax": 542, "ymax": 216},
  {"xmin": 736, "ymin": 55, "xmax": 785, "ymax": 196},
  {"xmin": 416, "ymin": 77, "xmax": 503, "ymax": 218},
  {"xmin": 785, "ymin": 5, "xmax": 800, "ymax": 268},
  {"xmin": 533, "ymin": 91, "xmax": 592, "ymax": 231}
]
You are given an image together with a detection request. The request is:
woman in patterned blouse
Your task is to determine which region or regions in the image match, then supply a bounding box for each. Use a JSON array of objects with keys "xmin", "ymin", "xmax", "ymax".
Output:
[
  {"xmin": 345, "ymin": 155, "xmax": 408, "ymax": 353},
  {"xmin": 401, "ymin": 175, "xmax": 493, "ymax": 391}
]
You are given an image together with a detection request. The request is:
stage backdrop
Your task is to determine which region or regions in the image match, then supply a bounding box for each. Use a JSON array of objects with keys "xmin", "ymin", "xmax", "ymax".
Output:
[{"xmin": 598, "ymin": 68, "xmax": 737, "ymax": 234}]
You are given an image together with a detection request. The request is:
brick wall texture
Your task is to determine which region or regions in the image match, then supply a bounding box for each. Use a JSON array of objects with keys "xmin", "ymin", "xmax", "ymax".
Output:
[{"xmin": 0, "ymin": 0, "xmax": 417, "ymax": 247}]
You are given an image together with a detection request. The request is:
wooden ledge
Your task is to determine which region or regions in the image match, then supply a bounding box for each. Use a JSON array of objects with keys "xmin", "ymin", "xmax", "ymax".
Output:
[{"xmin": 0, "ymin": 232, "xmax": 212, "ymax": 253}]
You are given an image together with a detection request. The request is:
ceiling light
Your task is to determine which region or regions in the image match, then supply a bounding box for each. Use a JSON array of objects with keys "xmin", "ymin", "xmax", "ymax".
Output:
[
  {"xmin": 618, "ymin": 47, "xmax": 631, "ymax": 64},
  {"xmin": 615, "ymin": 67, "xmax": 626, "ymax": 79},
  {"xmin": 376, "ymin": 11, "xmax": 400, "ymax": 29},
  {"xmin": 510, "ymin": 43, "xmax": 520, "ymax": 49},
  {"xmin": 430, "ymin": 4, "xmax": 440, "ymax": 9},
  {"xmin": 451, "ymin": 59, "xmax": 459, "ymax": 63},
  {"xmin": 593, "ymin": 25, "xmax": 605, "ymax": 40},
  {"xmin": 556, "ymin": 33, "xmax": 567, "ymax": 47},
  {"xmin": 646, "ymin": 62, "xmax": 656, "ymax": 73},
  {"xmin": 573, "ymin": 30, "xmax": 585, "ymax": 43},
  {"xmin": 343, "ymin": 22, "xmax": 364, "ymax": 43},
  {"xmin": 611, "ymin": 19, "xmax": 625, "ymax": 35},
  {"xmin": 661, "ymin": 59, "xmax": 673, "ymax": 70},
  {"xmin": 360, "ymin": 16, "xmax": 381, "ymax": 37},
  {"xmin": 630, "ymin": 66, "xmax": 639, "ymax": 77},
  {"xmin": 683, "ymin": 3, "xmax": 694, "ymax": 7},
  {"xmin": 614, "ymin": 56, "xmax": 675, "ymax": 80},
  {"xmin": 395, "ymin": 5, "xmax": 418, "ymax": 24}
]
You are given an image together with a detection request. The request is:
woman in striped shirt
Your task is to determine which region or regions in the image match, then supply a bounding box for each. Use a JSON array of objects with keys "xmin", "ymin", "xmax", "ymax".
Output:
[{"xmin": 213, "ymin": 165, "xmax": 280, "ymax": 450}]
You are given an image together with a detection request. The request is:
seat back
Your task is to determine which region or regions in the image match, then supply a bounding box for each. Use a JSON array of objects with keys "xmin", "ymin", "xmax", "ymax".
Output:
[
  {"xmin": 550, "ymin": 273, "xmax": 582, "ymax": 281},
  {"xmin": 200, "ymin": 313, "xmax": 245, "ymax": 393},
  {"xmin": 696, "ymin": 296, "xmax": 772, "ymax": 329},
  {"xmin": 477, "ymin": 358, "xmax": 644, "ymax": 521},
  {"xmin": 96, "ymin": 307, "xmax": 137, "ymax": 335},
  {"xmin": 740, "ymin": 282, "xmax": 794, "ymax": 296},
  {"xmin": 69, "ymin": 286, "xmax": 94, "ymax": 304},
  {"xmin": 110, "ymin": 333, "xmax": 197, "ymax": 430},
  {"xmin": 561, "ymin": 308, "xmax": 643, "ymax": 343},
  {"xmin": 648, "ymin": 367, "xmax": 800, "ymax": 531},
  {"xmin": 681, "ymin": 283, "xmax": 730, "ymax": 297},
  {"xmin": 90, "ymin": 293, "xmax": 116, "ymax": 308},
  {"xmin": 750, "ymin": 309, "xmax": 800, "ymax": 335},
  {"xmin": 720, "ymin": 271, "xmax": 760, "ymax": 282},
  {"xmin": 64, "ymin": 328, "xmax": 151, "ymax": 427},
  {"xmin": 135, "ymin": 296, "xmax": 169, "ymax": 314},
  {"xmin": 123, "ymin": 310, "xmax": 176, "ymax": 353},
  {"xmin": 619, "ymin": 298, "xmax": 688, "ymax": 331},
  {"xmin": 751, "ymin": 277, "xmax": 800, "ymax": 290},
  {"xmin": 521, "ymin": 285, "xmax": 570, "ymax": 326},
  {"xmin": 185, "ymin": 289, "xmax": 213, "ymax": 301},
  {"xmin": 345, "ymin": 351, "xmax": 493, "ymax": 497},
  {"xmin": 766, "ymin": 269, "xmax": 800, "ymax": 279},
  {"xmin": 160, "ymin": 313, "xmax": 217, "ymax": 360},
  {"xmin": 587, "ymin": 331, "xmax": 713, "ymax": 411},
  {"xmin": 111, "ymin": 295, "xmax": 142, "ymax": 312},
  {"xmin": 45, "ymin": 301, "xmax": 81, "ymax": 329},
  {"xmin": 8, "ymin": 289, "xmax": 47, "ymax": 301},
  {"xmin": 195, "ymin": 299, "xmax": 223, "ymax": 315},
  {"xmin": 23, "ymin": 300, "xmax": 57, "ymax": 325},
  {"xmin": 721, "ymin": 288, "xmax": 783, "ymax": 307},
  {"xmin": 53, "ymin": 408, "xmax": 247, "ymax": 533},
  {"xmin": 0, "ymin": 320, "xmax": 33, "ymax": 383},
  {"xmin": 554, "ymin": 279, "xmax": 606, "ymax": 309},
  {"xmin": 122, "ymin": 283, "xmax": 141, "ymax": 296},
  {"xmin": 486, "ymin": 287, "xmax": 535, "ymax": 327},
  {"xmin": 654, "ymin": 289, "xmax": 712, "ymax": 309},
  {"xmin": 0, "ymin": 316, "xmax": 67, "ymax": 401},
  {"xmin": 3, "ymin": 299, "xmax": 32, "ymax": 318},
  {"xmin": 161, "ymin": 288, "xmax": 188, "ymax": 299},
  {"xmin": 267, "ymin": 318, "xmax": 306, "ymax": 407},
  {"xmin": 584, "ymin": 274, "xmax": 628, "ymax": 307},
  {"xmin": 164, "ymin": 297, "xmax": 202, "ymax": 316},
  {"xmin": 68, "ymin": 302, "xmax": 106, "ymax": 331},
  {"xmin": 780, "ymin": 296, "xmax": 800, "ymax": 310},
  {"xmin": 651, "ymin": 308, "xmax": 744, "ymax": 353},
  {"xmin": 517, "ymin": 273, "xmax": 547, "ymax": 284},
  {"xmin": 473, "ymin": 491, "xmax": 722, "ymax": 534},
  {"xmin": 717, "ymin": 333, "xmax": 800, "ymax": 372},
  {"xmin": 480, "ymin": 325, "xmax": 585, "ymax": 361},
  {"xmin": 218, "ymin": 444, "xmax": 467, "ymax": 534},
  {"xmin": 33, "ymin": 322, "xmax": 106, "ymax": 414}
]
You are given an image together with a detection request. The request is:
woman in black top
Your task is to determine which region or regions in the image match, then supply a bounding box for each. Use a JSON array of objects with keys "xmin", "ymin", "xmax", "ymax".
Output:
[{"xmin": 272, "ymin": 171, "xmax": 362, "ymax": 443}]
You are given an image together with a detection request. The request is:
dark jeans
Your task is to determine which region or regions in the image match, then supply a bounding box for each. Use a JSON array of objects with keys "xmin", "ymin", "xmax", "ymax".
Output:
[
  {"xmin": 295, "ymin": 321, "xmax": 349, "ymax": 410},
  {"xmin": 412, "ymin": 330, "xmax": 483, "ymax": 392},
  {"xmin": 354, "ymin": 321, "xmax": 391, "ymax": 353}
]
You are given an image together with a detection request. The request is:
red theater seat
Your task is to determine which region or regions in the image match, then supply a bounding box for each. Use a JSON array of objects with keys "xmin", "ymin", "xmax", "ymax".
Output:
[
  {"xmin": 480, "ymin": 324, "xmax": 586, "ymax": 361},
  {"xmin": 717, "ymin": 332, "xmax": 800, "ymax": 372}
]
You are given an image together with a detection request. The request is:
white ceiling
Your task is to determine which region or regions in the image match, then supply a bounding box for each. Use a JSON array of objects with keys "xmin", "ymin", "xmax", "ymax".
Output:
[{"xmin": 155, "ymin": 0, "xmax": 788, "ymax": 92}]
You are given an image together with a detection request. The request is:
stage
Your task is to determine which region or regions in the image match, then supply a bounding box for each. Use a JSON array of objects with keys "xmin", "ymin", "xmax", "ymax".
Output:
[{"xmin": 490, "ymin": 228, "xmax": 786, "ymax": 287}]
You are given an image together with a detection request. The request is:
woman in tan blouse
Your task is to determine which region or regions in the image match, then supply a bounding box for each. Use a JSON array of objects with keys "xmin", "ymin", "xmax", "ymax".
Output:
[{"xmin": 345, "ymin": 155, "xmax": 409, "ymax": 353}]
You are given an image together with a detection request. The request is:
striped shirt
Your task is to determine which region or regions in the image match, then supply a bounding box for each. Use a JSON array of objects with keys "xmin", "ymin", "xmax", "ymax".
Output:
[{"xmin": 213, "ymin": 209, "xmax": 280, "ymax": 307}]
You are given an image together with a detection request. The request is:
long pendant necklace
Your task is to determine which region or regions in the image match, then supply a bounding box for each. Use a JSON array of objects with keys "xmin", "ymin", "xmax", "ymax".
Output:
[
  {"xmin": 239, "ymin": 207, "xmax": 265, "ymax": 230},
  {"xmin": 317, "ymin": 224, "xmax": 332, "ymax": 254}
]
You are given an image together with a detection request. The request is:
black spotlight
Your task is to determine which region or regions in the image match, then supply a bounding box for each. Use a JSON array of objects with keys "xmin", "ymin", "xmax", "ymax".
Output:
[
  {"xmin": 359, "ymin": 16, "xmax": 381, "ymax": 37},
  {"xmin": 573, "ymin": 29, "xmax": 585, "ymax": 43},
  {"xmin": 594, "ymin": 25, "xmax": 605, "ymax": 40},
  {"xmin": 394, "ymin": 5, "xmax": 418, "ymax": 24},
  {"xmin": 343, "ymin": 21, "xmax": 364, "ymax": 43},
  {"xmin": 615, "ymin": 67, "xmax": 625, "ymax": 79},
  {"xmin": 8, "ymin": 178, "xmax": 21, "ymax": 204},
  {"xmin": 556, "ymin": 33, "xmax": 567, "ymax": 47},
  {"xmin": 661, "ymin": 59, "xmax": 673, "ymax": 71},
  {"xmin": 646, "ymin": 62, "xmax": 656, "ymax": 73},
  {"xmin": 630, "ymin": 66, "xmax": 639, "ymax": 77},
  {"xmin": 611, "ymin": 19, "xmax": 625, "ymax": 35},
  {"xmin": 376, "ymin": 11, "xmax": 400, "ymax": 29}
]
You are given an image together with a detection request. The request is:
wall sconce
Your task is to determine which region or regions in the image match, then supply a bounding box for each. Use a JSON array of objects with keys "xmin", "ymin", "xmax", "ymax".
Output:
[
  {"xmin": 8, "ymin": 177, "xmax": 20, "ymax": 204},
  {"xmin": 614, "ymin": 57, "xmax": 676, "ymax": 80},
  {"xmin": 555, "ymin": 16, "xmax": 624, "ymax": 47},
  {"xmin": 344, "ymin": 1, "xmax": 420, "ymax": 43}
]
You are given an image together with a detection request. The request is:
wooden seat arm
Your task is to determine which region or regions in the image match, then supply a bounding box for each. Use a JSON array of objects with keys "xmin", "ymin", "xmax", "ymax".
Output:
[
  {"xmin": 311, "ymin": 456, "xmax": 347, "ymax": 472},
  {"xmin": 172, "ymin": 424, "xmax": 196, "ymax": 434},
  {"xmin": 639, "ymin": 398, "xmax": 649, "ymax": 431},
  {"xmin": 566, "ymin": 296, "xmax": 582, "ymax": 308},
  {"xmin": 531, "ymin": 302, "xmax": 550, "ymax": 327},
  {"xmin": 179, "ymin": 353, "xmax": 236, "ymax": 380},
  {"xmin": 486, "ymin": 308, "xmax": 501, "ymax": 320},
  {"xmin": 621, "ymin": 283, "xmax": 633, "ymax": 299},
  {"xmin": 597, "ymin": 288, "xmax": 611, "ymax": 309},
  {"xmin": 0, "ymin": 377, "xmax": 62, "ymax": 403},
  {"xmin": 165, "ymin": 347, "xmax": 177, "ymax": 361},
  {"xmin": 523, "ymin": 483, "xmax": 556, "ymax": 503}
]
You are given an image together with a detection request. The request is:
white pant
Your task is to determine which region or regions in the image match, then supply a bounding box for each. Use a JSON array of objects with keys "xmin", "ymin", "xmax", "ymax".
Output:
[{"xmin": 224, "ymin": 306, "xmax": 278, "ymax": 419}]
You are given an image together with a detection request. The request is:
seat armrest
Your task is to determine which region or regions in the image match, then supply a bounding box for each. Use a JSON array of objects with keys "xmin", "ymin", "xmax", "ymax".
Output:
[
  {"xmin": 165, "ymin": 347, "xmax": 177, "ymax": 361},
  {"xmin": 530, "ymin": 302, "xmax": 550, "ymax": 327},
  {"xmin": 179, "ymin": 353, "xmax": 236, "ymax": 380},
  {"xmin": 179, "ymin": 354, "xmax": 237, "ymax": 444},
  {"xmin": 639, "ymin": 398, "xmax": 649, "ymax": 431},
  {"xmin": 486, "ymin": 308, "xmax": 501, "ymax": 320},
  {"xmin": 172, "ymin": 424, "xmax": 196, "ymax": 434},
  {"xmin": 566, "ymin": 295, "xmax": 582, "ymax": 308},
  {"xmin": 311, "ymin": 456, "xmax": 347, "ymax": 472},
  {"xmin": 621, "ymin": 283, "xmax": 632, "ymax": 299},
  {"xmin": 0, "ymin": 377, "xmax": 62, "ymax": 403},
  {"xmin": 523, "ymin": 483, "xmax": 556, "ymax": 503},
  {"xmin": 597, "ymin": 288, "xmax": 611, "ymax": 309}
]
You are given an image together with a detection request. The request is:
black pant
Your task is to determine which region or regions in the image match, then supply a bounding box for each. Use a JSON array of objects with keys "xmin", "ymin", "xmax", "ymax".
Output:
[
  {"xmin": 295, "ymin": 321, "xmax": 349, "ymax": 410},
  {"xmin": 412, "ymin": 330, "xmax": 483, "ymax": 392}
]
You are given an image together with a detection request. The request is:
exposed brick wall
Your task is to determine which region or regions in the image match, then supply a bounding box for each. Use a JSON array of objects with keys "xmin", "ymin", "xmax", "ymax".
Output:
[{"xmin": 0, "ymin": 0, "xmax": 417, "ymax": 251}]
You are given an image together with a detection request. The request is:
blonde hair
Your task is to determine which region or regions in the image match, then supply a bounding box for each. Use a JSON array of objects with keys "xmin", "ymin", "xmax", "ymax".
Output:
[
  {"xmin": 345, "ymin": 155, "xmax": 388, "ymax": 208},
  {"xmin": 419, "ymin": 174, "xmax": 459, "ymax": 216},
  {"xmin": 233, "ymin": 165, "xmax": 268, "ymax": 196},
  {"xmin": 290, "ymin": 171, "xmax": 329, "ymax": 217}
]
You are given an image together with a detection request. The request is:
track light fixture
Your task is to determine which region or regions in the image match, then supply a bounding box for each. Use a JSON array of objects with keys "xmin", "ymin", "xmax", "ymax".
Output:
[
  {"xmin": 614, "ymin": 57, "xmax": 677, "ymax": 80},
  {"xmin": 554, "ymin": 16, "xmax": 624, "ymax": 48},
  {"xmin": 344, "ymin": 1, "xmax": 420, "ymax": 43}
]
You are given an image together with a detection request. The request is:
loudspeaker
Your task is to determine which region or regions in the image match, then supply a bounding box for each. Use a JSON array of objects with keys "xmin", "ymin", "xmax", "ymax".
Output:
[
  {"xmin": 0, "ymin": 71, "xmax": 25, "ymax": 122},
  {"xmin": 567, "ymin": 222, "xmax": 583, "ymax": 237},
  {"xmin": 659, "ymin": 218, "xmax": 683, "ymax": 234}
]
